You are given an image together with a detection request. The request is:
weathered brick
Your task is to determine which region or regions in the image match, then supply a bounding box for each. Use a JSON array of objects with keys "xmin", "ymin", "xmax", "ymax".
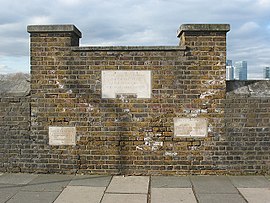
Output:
[{"xmin": 1, "ymin": 24, "xmax": 269, "ymax": 176}]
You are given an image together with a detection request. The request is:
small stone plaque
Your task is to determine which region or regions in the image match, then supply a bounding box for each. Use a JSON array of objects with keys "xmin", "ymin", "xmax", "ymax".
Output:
[
  {"xmin": 174, "ymin": 118, "xmax": 208, "ymax": 137},
  {"xmin": 101, "ymin": 70, "xmax": 151, "ymax": 98},
  {"xmin": 49, "ymin": 127, "xmax": 76, "ymax": 145}
]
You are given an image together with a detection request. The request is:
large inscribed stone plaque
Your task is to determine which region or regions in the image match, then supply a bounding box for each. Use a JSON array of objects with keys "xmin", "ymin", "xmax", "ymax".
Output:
[
  {"xmin": 174, "ymin": 118, "xmax": 208, "ymax": 137},
  {"xmin": 102, "ymin": 70, "xmax": 151, "ymax": 98},
  {"xmin": 49, "ymin": 127, "xmax": 76, "ymax": 145}
]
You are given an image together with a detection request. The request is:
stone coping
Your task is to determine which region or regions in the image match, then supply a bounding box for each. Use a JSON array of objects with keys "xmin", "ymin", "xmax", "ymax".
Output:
[
  {"xmin": 71, "ymin": 46, "xmax": 186, "ymax": 52},
  {"xmin": 26, "ymin": 24, "xmax": 230, "ymax": 40},
  {"xmin": 177, "ymin": 24, "xmax": 230, "ymax": 37},
  {"xmin": 27, "ymin": 24, "xmax": 82, "ymax": 38}
]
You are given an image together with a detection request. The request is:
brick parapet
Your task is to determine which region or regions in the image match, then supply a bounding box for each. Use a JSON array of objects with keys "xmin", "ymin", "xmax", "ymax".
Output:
[
  {"xmin": 0, "ymin": 95, "xmax": 31, "ymax": 172},
  {"xmin": 11, "ymin": 24, "xmax": 270, "ymax": 175},
  {"xmin": 24, "ymin": 23, "xmax": 231, "ymax": 174}
]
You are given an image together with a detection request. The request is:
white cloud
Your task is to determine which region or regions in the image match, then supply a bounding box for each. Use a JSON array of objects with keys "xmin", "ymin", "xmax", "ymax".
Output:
[
  {"xmin": 0, "ymin": 0, "xmax": 269, "ymax": 77},
  {"xmin": 257, "ymin": 0, "xmax": 270, "ymax": 7},
  {"xmin": 0, "ymin": 64, "xmax": 7, "ymax": 70},
  {"xmin": 236, "ymin": 22, "xmax": 260, "ymax": 35},
  {"xmin": 0, "ymin": 64, "xmax": 13, "ymax": 74},
  {"xmin": 117, "ymin": 29, "xmax": 168, "ymax": 46},
  {"xmin": 28, "ymin": 16, "xmax": 52, "ymax": 25},
  {"xmin": 0, "ymin": 22, "xmax": 21, "ymax": 30},
  {"xmin": 57, "ymin": 0, "xmax": 83, "ymax": 6},
  {"xmin": 0, "ymin": 56, "xmax": 29, "ymax": 74}
]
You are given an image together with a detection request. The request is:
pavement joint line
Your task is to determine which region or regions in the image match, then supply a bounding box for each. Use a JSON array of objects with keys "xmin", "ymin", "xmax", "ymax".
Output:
[
  {"xmin": 104, "ymin": 192, "xmax": 148, "ymax": 194},
  {"xmin": 5, "ymin": 194, "xmax": 16, "ymax": 202},
  {"xmin": 189, "ymin": 176, "xmax": 199, "ymax": 203},
  {"xmin": 0, "ymin": 184, "xmax": 27, "ymax": 188},
  {"xmin": 53, "ymin": 187, "xmax": 69, "ymax": 203},
  {"xmin": 17, "ymin": 175, "xmax": 73, "ymax": 202},
  {"xmin": 56, "ymin": 176, "xmax": 72, "ymax": 194},
  {"xmin": 99, "ymin": 175, "xmax": 113, "ymax": 203},
  {"xmin": 2, "ymin": 187, "xmax": 20, "ymax": 203},
  {"xmin": 228, "ymin": 177, "xmax": 249, "ymax": 203},
  {"xmin": 234, "ymin": 189, "xmax": 249, "ymax": 203},
  {"xmin": 192, "ymin": 192, "xmax": 244, "ymax": 194},
  {"xmin": 147, "ymin": 176, "xmax": 151, "ymax": 203}
]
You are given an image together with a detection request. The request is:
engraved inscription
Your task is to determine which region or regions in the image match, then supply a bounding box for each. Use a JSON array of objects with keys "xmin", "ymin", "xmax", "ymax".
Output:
[
  {"xmin": 49, "ymin": 127, "xmax": 76, "ymax": 145},
  {"xmin": 174, "ymin": 118, "xmax": 208, "ymax": 137},
  {"xmin": 102, "ymin": 70, "xmax": 151, "ymax": 98}
]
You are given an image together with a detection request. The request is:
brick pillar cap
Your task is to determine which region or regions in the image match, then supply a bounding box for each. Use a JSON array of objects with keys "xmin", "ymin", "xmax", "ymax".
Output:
[
  {"xmin": 177, "ymin": 24, "xmax": 230, "ymax": 37},
  {"xmin": 27, "ymin": 24, "xmax": 82, "ymax": 38}
]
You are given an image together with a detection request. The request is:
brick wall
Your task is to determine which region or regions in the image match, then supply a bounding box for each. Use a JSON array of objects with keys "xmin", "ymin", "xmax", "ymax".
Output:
[
  {"xmin": 0, "ymin": 24, "xmax": 269, "ymax": 175},
  {"xmin": 223, "ymin": 81, "xmax": 270, "ymax": 174},
  {"xmin": 24, "ymin": 24, "xmax": 229, "ymax": 175},
  {"xmin": 0, "ymin": 96, "xmax": 31, "ymax": 172}
]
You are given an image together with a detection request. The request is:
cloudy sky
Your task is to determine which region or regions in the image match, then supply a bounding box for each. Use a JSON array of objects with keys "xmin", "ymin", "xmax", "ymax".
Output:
[{"xmin": 0, "ymin": 0, "xmax": 270, "ymax": 79}]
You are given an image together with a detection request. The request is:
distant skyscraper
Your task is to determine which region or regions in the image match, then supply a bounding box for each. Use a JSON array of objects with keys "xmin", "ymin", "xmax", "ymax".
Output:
[
  {"xmin": 226, "ymin": 60, "xmax": 234, "ymax": 80},
  {"xmin": 226, "ymin": 66, "xmax": 234, "ymax": 80},
  {"xmin": 226, "ymin": 60, "xmax": 233, "ymax": 66},
  {"xmin": 264, "ymin": 67, "xmax": 270, "ymax": 79},
  {"xmin": 234, "ymin": 61, "xmax": 247, "ymax": 80}
]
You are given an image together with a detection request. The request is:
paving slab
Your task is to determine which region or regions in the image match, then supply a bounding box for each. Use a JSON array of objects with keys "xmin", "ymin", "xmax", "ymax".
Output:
[
  {"xmin": 151, "ymin": 176, "xmax": 191, "ymax": 188},
  {"xmin": 106, "ymin": 176, "xmax": 149, "ymax": 194},
  {"xmin": 229, "ymin": 176, "xmax": 270, "ymax": 188},
  {"xmin": 151, "ymin": 188, "xmax": 197, "ymax": 203},
  {"xmin": 238, "ymin": 188, "xmax": 270, "ymax": 203},
  {"xmin": 69, "ymin": 175, "xmax": 112, "ymax": 187},
  {"xmin": 21, "ymin": 174, "xmax": 73, "ymax": 192},
  {"xmin": 6, "ymin": 191, "xmax": 60, "ymax": 203},
  {"xmin": 196, "ymin": 193, "xmax": 246, "ymax": 203},
  {"xmin": 190, "ymin": 176, "xmax": 238, "ymax": 194},
  {"xmin": 0, "ymin": 184, "xmax": 23, "ymax": 203},
  {"xmin": 101, "ymin": 194, "xmax": 147, "ymax": 203},
  {"xmin": 0, "ymin": 173, "xmax": 38, "ymax": 185},
  {"xmin": 54, "ymin": 186, "xmax": 106, "ymax": 203}
]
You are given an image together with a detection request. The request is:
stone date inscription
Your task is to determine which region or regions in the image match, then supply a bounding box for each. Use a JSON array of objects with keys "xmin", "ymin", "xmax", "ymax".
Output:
[
  {"xmin": 102, "ymin": 70, "xmax": 151, "ymax": 98},
  {"xmin": 49, "ymin": 127, "xmax": 76, "ymax": 145},
  {"xmin": 174, "ymin": 118, "xmax": 208, "ymax": 137}
]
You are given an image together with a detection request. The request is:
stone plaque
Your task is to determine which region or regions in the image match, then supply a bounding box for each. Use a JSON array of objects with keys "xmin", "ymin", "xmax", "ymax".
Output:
[
  {"xmin": 174, "ymin": 118, "xmax": 208, "ymax": 137},
  {"xmin": 49, "ymin": 127, "xmax": 76, "ymax": 145},
  {"xmin": 101, "ymin": 70, "xmax": 151, "ymax": 98}
]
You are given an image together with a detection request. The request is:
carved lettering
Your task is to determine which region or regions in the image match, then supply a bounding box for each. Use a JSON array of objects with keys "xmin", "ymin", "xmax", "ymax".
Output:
[
  {"xmin": 174, "ymin": 118, "xmax": 208, "ymax": 137},
  {"xmin": 49, "ymin": 127, "xmax": 76, "ymax": 145},
  {"xmin": 102, "ymin": 70, "xmax": 151, "ymax": 98}
]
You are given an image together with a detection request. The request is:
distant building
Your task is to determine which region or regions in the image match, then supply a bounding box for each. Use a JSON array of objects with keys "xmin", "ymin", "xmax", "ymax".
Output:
[
  {"xmin": 226, "ymin": 63, "xmax": 234, "ymax": 80},
  {"xmin": 234, "ymin": 61, "xmax": 247, "ymax": 80},
  {"xmin": 263, "ymin": 67, "xmax": 270, "ymax": 79},
  {"xmin": 226, "ymin": 60, "xmax": 234, "ymax": 80},
  {"xmin": 226, "ymin": 60, "xmax": 233, "ymax": 66}
]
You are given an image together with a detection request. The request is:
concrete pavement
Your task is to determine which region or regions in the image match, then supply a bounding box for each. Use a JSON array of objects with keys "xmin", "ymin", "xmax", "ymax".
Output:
[{"xmin": 0, "ymin": 173, "xmax": 270, "ymax": 203}]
